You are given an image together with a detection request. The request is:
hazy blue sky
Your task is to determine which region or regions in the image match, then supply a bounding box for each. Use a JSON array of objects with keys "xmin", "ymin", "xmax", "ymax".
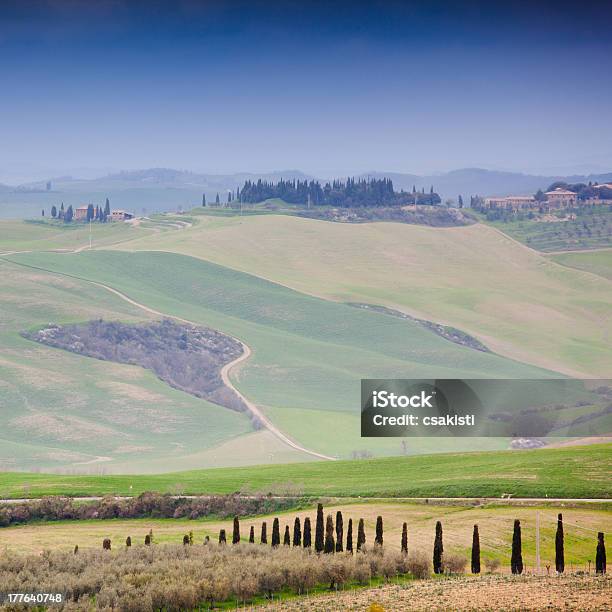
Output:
[{"xmin": 1, "ymin": 0, "xmax": 612, "ymax": 181}]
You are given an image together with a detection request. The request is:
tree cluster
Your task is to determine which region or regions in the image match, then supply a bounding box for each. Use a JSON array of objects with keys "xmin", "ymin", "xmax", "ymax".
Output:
[{"xmin": 239, "ymin": 177, "xmax": 441, "ymax": 207}]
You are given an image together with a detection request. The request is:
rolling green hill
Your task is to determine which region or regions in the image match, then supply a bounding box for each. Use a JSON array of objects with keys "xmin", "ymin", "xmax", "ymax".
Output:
[
  {"xmin": 1, "ymin": 444, "xmax": 610, "ymax": 499},
  {"xmin": 552, "ymin": 249, "xmax": 612, "ymax": 281},
  {"xmin": 3, "ymin": 248, "xmax": 568, "ymax": 463},
  {"xmin": 112, "ymin": 213, "xmax": 612, "ymax": 377}
]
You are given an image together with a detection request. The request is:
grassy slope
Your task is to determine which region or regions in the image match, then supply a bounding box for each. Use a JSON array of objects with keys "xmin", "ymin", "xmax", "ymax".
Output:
[
  {"xmin": 4, "ymin": 249, "xmax": 564, "ymax": 460},
  {"xmin": 551, "ymin": 250, "xmax": 612, "ymax": 282},
  {"xmin": 1, "ymin": 503, "xmax": 609, "ymax": 569},
  {"xmin": 1, "ymin": 445, "xmax": 610, "ymax": 499},
  {"xmin": 112, "ymin": 214, "xmax": 612, "ymax": 377},
  {"xmin": 0, "ymin": 219, "xmax": 143, "ymax": 252},
  {"xmin": 0, "ymin": 259, "xmax": 271, "ymax": 472}
]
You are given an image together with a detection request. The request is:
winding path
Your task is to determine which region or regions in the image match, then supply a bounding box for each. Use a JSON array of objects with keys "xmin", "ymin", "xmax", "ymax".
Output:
[
  {"xmin": 1, "ymin": 254, "xmax": 336, "ymax": 462},
  {"xmin": 95, "ymin": 282, "xmax": 335, "ymax": 461}
]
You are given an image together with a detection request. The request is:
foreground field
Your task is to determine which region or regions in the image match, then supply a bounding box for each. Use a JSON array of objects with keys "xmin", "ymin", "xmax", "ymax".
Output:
[
  {"xmin": 265, "ymin": 574, "xmax": 612, "ymax": 611},
  {"xmin": 114, "ymin": 213, "xmax": 612, "ymax": 377},
  {"xmin": 2, "ymin": 500, "xmax": 609, "ymax": 566},
  {"xmin": 1, "ymin": 445, "xmax": 611, "ymax": 499}
]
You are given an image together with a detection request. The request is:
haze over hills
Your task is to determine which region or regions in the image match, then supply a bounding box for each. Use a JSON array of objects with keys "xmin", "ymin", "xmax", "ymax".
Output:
[
  {"xmin": 9, "ymin": 167, "xmax": 612, "ymax": 197},
  {"xmin": 2, "ymin": 167, "xmax": 612, "ymax": 219}
]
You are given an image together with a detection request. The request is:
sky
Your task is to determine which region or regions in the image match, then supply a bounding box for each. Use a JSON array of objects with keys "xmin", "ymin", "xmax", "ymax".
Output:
[{"xmin": 1, "ymin": 0, "xmax": 612, "ymax": 182}]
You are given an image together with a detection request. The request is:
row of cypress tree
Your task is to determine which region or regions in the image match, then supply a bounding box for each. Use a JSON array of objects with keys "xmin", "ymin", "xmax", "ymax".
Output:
[{"xmin": 217, "ymin": 508, "xmax": 607, "ymax": 575}]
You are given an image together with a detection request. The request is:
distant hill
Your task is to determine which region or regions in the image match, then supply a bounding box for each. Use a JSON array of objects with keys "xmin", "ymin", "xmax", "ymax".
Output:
[
  {"xmin": 9, "ymin": 167, "xmax": 612, "ymax": 198},
  {"xmin": 359, "ymin": 168, "xmax": 612, "ymax": 200}
]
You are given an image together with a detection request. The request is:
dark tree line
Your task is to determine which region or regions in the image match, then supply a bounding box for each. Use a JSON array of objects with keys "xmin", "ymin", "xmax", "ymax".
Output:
[{"xmin": 239, "ymin": 177, "xmax": 441, "ymax": 207}]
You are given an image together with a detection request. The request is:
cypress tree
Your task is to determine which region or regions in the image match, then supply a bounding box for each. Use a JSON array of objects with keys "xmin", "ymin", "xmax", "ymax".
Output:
[
  {"xmin": 335, "ymin": 511, "xmax": 344, "ymax": 553},
  {"xmin": 215, "ymin": 193, "xmax": 220, "ymax": 205},
  {"xmin": 125, "ymin": 536, "xmax": 131, "ymax": 548},
  {"xmin": 183, "ymin": 534, "xmax": 190, "ymax": 545},
  {"xmin": 511, "ymin": 520, "xmax": 523, "ymax": 575},
  {"xmin": 260, "ymin": 521, "xmax": 268, "ymax": 544},
  {"xmin": 293, "ymin": 517, "xmax": 301, "ymax": 547},
  {"xmin": 346, "ymin": 518, "xmax": 353, "ymax": 554},
  {"xmin": 144, "ymin": 534, "xmax": 151, "ymax": 546},
  {"xmin": 315, "ymin": 503, "xmax": 324, "ymax": 553},
  {"xmin": 218, "ymin": 529, "xmax": 226, "ymax": 545},
  {"xmin": 271, "ymin": 518, "xmax": 280, "ymax": 548},
  {"xmin": 324, "ymin": 514, "xmax": 335, "ymax": 554},
  {"xmin": 357, "ymin": 518, "xmax": 366, "ymax": 551},
  {"xmin": 102, "ymin": 538, "xmax": 111, "ymax": 550},
  {"xmin": 433, "ymin": 521, "xmax": 443, "ymax": 574},
  {"xmin": 555, "ymin": 514, "xmax": 564, "ymax": 573},
  {"xmin": 202, "ymin": 193, "xmax": 206, "ymax": 207},
  {"xmin": 104, "ymin": 198, "xmax": 110, "ymax": 217},
  {"xmin": 284, "ymin": 525, "xmax": 291, "ymax": 546},
  {"xmin": 51, "ymin": 205, "xmax": 57, "ymax": 218},
  {"xmin": 375, "ymin": 516, "xmax": 383, "ymax": 547},
  {"xmin": 42, "ymin": 209, "xmax": 45, "ymax": 217},
  {"xmin": 401, "ymin": 522, "xmax": 408, "ymax": 554},
  {"xmin": 249, "ymin": 526, "xmax": 255, "ymax": 544},
  {"xmin": 303, "ymin": 517, "xmax": 312, "ymax": 548},
  {"xmin": 189, "ymin": 531, "xmax": 193, "ymax": 545},
  {"xmin": 232, "ymin": 516, "xmax": 240, "ymax": 544},
  {"xmin": 596, "ymin": 532, "xmax": 606, "ymax": 574},
  {"xmin": 471, "ymin": 525, "xmax": 480, "ymax": 574}
]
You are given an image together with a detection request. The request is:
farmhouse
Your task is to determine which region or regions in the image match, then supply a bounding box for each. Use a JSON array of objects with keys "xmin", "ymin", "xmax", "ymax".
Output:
[
  {"xmin": 74, "ymin": 206, "xmax": 90, "ymax": 220},
  {"xmin": 483, "ymin": 195, "xmax": 536, "ymax": 210},
  {"xmin": 110, "ymin": 210, "xmax": 134, "ymax": 221},
  {"xmin": 545, "ymin": 188, "xmax": 577, "ymax": 208}
]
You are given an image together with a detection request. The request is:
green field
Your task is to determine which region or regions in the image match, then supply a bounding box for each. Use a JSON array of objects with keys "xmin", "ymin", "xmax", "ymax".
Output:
[
  {"xmin": 552, "ymin": 249, "xmax": 612, "ymax": 281},
  {"xmin": 111, "ymin": 213, "xmax": 612, "ymax": 377},
  {"xmin": 3, "ymin": 248, "xmax": 572, "ymax": 463},
  {"xmin": 0, "ymin": 258, "xmax": 283, "ymax": 472},
  {"xmin": 1, "ymin": 444, "xmax": 610, "ymax": 499}
]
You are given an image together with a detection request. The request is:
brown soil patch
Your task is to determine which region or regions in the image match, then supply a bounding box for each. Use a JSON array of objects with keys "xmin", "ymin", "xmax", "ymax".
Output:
[{"xmin": 262, "ymin": 574, "xmax": 611, "ymax": 611}]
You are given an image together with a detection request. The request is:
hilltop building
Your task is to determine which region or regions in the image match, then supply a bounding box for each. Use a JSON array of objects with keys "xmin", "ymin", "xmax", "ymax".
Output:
[
  {"xmin": 74, "ymin": 206, "xmax": 90, "ymax": 220},
  {"xmin": 483, "ymin": 195, "xmax": 536, "ymax": 210},
  {"xmin": 544, "ymin": 188, "xmax": 577, "ymax": 207}
]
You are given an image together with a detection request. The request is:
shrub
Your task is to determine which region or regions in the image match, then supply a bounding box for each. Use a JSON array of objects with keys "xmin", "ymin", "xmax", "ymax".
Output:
[
  {"xmin": 219, "ymin": 529, "xmax": 227, "ymax": 545},
  {"xmin": 353, "ymin": 557, "xmax": 371, "ymax": 584},
  {"xmin": 102, "ymin": 538, "xmax": 111, "ymax": 551},
  {"xmin": 485, "ymin": 557, "xmax": 501, "ymax": 573},
  {"xmin": 444, "ymin": 553, "xmax": 467, "ymax": 574},
  {"xmin": 407, "ymin": 551, "xmax": 430, "ymax": 579}
]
